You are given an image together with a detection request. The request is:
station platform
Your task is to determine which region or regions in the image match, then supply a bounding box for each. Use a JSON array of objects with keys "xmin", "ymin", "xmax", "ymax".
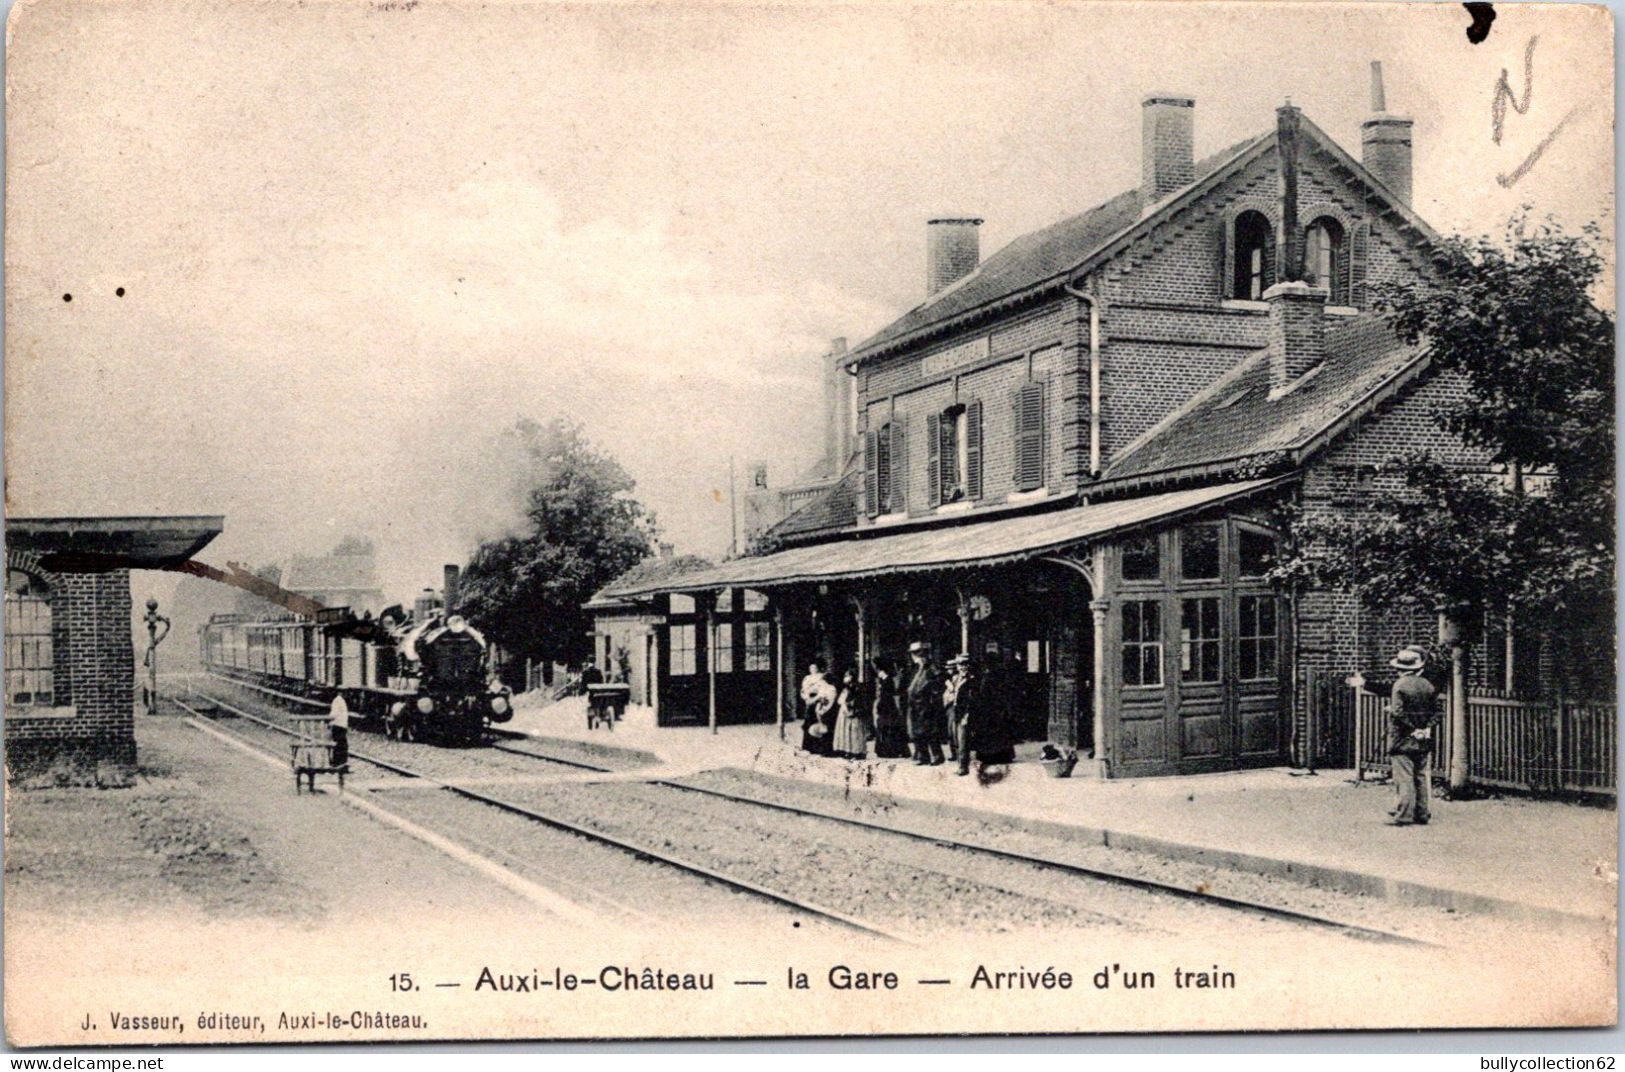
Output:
[{"xmin": 509, "ymin": 695, "xmax": 1619, "ymax": 926}]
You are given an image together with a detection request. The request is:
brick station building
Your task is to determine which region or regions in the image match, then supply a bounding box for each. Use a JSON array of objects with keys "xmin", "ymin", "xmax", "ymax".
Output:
[
  {"xmin": 5, "ymin": 515, "xmax": 223, "ymax": 785},
  {"xmin": 591, "ymin": 76, "xmax": 1527, "ymax": 777}
]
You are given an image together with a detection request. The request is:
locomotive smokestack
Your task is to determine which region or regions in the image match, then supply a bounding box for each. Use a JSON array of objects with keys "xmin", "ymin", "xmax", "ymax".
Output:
[{"xmin": 443, "ymin": 564, "xmax": 461, "ymax": 615}]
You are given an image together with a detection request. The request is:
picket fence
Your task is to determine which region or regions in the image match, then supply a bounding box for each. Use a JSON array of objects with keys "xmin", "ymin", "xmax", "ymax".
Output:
[{"xmin": 1349, "ymin": 681, "xmax": 1615, "ymax": 797}]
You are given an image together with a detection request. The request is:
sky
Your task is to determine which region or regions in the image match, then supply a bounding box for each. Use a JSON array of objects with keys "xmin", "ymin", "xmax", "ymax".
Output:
[{"xmin": 4, "ymin": 0, "xmax": 1613, "ymax": 605}]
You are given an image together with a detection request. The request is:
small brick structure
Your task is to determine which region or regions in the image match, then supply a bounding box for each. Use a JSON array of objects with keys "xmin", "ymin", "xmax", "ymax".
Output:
[{"xmin": 5, "ymin": 516, "xmax": 223, "ymax": 787}]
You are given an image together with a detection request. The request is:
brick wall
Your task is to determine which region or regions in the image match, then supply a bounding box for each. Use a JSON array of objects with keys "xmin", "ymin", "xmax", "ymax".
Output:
[
  {"xmin": 1295, "ymin": 372, "xmax": 1489, "ymax": 681},
  {"xmin": 858, "ymin": 300, "xmax": 1079, "ymax": 518},
  {"xmin": 5, "ymin": 547, "xmax": 136, "ymax": 786},
  {"xmin": 850, "ymin": 123, "xmax": 1436, "ymax": 533}
]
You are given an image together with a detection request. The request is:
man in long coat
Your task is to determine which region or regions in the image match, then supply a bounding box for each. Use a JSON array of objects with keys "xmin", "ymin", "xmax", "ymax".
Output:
[
  {"xmin": 1387, "ymin": 647, "xmax": 1439, "ymax": 826},
  {"xmin": 904, "ymin": 641, "xmax": 945, "ymax": 766}
]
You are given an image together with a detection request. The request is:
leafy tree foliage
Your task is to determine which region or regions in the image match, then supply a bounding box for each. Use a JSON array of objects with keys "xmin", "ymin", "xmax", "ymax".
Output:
[
  {"xmin": 1275, "ymin": 216, "xmax": 1614, "ymax": 685},
  {"xmin": 457, "ymin": 418, "xmax": 657, "ymax": 666},
  {"xmin": 331, "ymin": 534, "xmax": 376, "ymax": 556}
]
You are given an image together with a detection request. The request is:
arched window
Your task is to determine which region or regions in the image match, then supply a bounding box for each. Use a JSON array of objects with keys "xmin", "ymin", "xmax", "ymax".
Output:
[
  {"xmin": 5, "ymin": 569, "xmax": 54, "ymax": 707},
  {"xmin": 1232, "ymin": 211, "xmax": 1273, "ymax": 301},
  {"xmin": 1304, "ymin": 216, "xmax": 1346, "ymax": 304}
]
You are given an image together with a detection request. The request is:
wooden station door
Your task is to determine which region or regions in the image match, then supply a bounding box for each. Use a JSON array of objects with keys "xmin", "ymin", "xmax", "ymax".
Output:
[{"xmin": 1108, "ymin": 517, "xmax": 1288, "ymax": 776}]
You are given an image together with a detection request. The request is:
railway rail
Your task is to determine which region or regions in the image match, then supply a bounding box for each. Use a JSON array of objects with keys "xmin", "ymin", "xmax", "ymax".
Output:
[
  {"xmin": 192, "ymin": 672, "xmax": 1433, "ymax": 947},
  {"xmin": 173, "ymin": 687, "xmax": 912, "ymax": 943}
]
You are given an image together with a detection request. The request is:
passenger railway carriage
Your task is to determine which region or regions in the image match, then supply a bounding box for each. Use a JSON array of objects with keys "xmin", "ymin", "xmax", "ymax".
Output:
[{"xmin": 201, "ymin": 609, "xmax": 513, "ymax": 744}]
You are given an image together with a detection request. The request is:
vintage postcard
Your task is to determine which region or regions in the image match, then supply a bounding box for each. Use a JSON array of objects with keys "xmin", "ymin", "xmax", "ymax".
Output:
[{"xmin": 2, "ymin": 0, "xmax": 1616, "ymax": 1046}]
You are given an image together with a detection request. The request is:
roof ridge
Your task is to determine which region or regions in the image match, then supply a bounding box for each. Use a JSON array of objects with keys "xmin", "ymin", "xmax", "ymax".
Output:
[
  {"xmin": 1295, "ymin": 113, "xmax": 1441, "ymax": 247},
  {"xmin": 849, "ymin": 129, "xmax": 1273, "ymax": 364}
]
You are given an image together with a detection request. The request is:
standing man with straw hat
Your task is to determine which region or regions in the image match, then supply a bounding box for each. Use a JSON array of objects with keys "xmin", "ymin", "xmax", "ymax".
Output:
[{"xmin": 1386, "ymin": 647, "xmax": 1438, "ymax": 826}]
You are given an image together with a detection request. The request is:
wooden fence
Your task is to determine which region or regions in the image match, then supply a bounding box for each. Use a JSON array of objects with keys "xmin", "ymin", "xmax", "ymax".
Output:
[{"xmin": 1350, "ymin": 682, "xmax": 1615, "ymax": 797}]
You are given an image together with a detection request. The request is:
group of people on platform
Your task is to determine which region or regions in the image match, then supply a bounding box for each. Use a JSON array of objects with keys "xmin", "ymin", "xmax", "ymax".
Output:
[{"xmin": 798, "ymin": 641, "xmax": 1018, "ymax": 776}]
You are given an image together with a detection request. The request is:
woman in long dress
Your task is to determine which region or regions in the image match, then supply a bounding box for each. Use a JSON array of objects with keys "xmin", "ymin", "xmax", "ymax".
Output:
[
  {"xmin": 799, "ymin": 661, "xmax": 836, "ymax": 756},
  {"xmin": 832, "ymin": 667, "xmax": 869, "ymax": 760}
]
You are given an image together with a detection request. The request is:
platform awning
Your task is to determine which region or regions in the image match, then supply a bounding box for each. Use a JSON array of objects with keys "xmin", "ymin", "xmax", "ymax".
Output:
[
  {"xmin": 7, "ymin": 515, "xmax": 225, "ymax": 571},
  {"xmin": 616, "ymin": 478, "xmax": 1281, "ymax": 596}
]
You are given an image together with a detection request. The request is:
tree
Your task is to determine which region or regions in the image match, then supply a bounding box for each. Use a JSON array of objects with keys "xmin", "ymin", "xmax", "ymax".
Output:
[
  {"xmin": 1275, "ymin": 215, "xmax": 1614, "ymax": 695},
  {"xmin": 331, "ymin": 534, "xmax": 375, "ymax": 556},
  {"xmin": 456, "ymin": 418, "xmax": 657, "ymax": 667}
]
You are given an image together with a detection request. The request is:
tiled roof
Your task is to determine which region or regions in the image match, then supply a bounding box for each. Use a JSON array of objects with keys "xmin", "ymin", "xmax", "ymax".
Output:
[
  {"xmin": 851, "ymin": 134, "xmax": 1270, "ymax": 360},
  {"xmin": 607, "ymin": 480, "xmax": 1281, "ymax": 596},
  {"xmin": 766, "ymin": 468, "xmax": 862, "ymax": 542},
  {"xmin": 281, "ymin": 553, "xmax": 379, "ymax": 593},
  {"xmin": 1101, "ymin": 313, "xmax": 1425, "ymax": 486},
  {"xmin": 587, "ymin": 554, "xmax": 715, "ymax": 608}
]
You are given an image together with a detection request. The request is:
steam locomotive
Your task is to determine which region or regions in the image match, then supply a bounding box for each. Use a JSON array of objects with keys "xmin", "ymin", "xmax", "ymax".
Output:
[{"xmin": 200, "ymin": 601, "xmax": 514, "ymax": 745}]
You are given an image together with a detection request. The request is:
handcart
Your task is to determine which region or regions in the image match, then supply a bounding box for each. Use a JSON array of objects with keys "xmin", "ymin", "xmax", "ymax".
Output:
[
  {"xmin": 291, "ymin": 714, "xmax": 347, "ymax": 793},
  {"xmin": 586, "ymin": 683, "xmax": 631, "ymax": 730}
]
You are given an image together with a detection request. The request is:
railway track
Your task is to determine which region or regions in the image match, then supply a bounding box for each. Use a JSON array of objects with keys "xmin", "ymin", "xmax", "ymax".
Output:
[
  {"xmin": 191, "ymin": 674, "xmax": 1433, "ymax": 948},
  {"xmin": 172, "ymin": 688, "xmax": 913, "ymax": 943},
  {"xmin": 487, "ymin": 739, "xmax": 1434, "ymax": 947}
]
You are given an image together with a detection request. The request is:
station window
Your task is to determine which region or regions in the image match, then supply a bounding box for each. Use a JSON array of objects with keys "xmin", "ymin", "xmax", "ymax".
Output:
[
  {"xmin": 669, "ymin": 593, "xmax": 696, "ymax": 614},
  {"xmin": 714, "ymin": 623, "xmax": 734, "ymax": 673},
  {"xmin": 930, "ymin": 401, "xmax": 983, "ymax": 504},
  {"xmin": 1180, "ymin": 525, "xmax": 1221, "ymax": 581},
  {"xmin": 1238, "ymin": 595, "xmax": 1278, "ymax": 680},
  {"xmin": 1121, "ymin": 533, "xmax": 1161, "ymax": 582},
  {"xmin": 1304, "ymin": 217, "xmax": 1346, "ymax": 304},
  {"xmin": 1121, "ymin": 600, "xmax": 1163, "ymax": 687},
  {"xmin": 1238, "ymin": 528, "xmax": 1276, "ymax": 579},
  {"xmin": 1232, "ymin": 211, "xmax": 1274, "ymax": 300},
  {"xmin": 5, "ymin": 569, "xmax": 54, "ymax": 707},
  {"xmin": 670, "ymin": 624, "xmax": 697, "ymax": 676},
  {"xmin": 742, "ymin": 589, "xmax": 769, "ymax": 613},
  {"xmin": 744, "ymin": 622, "xmax": 772, "ymax": 671},
  {"xmin": 1180, "ymin": 598, "xmax": 1222, "ymax": 683}
]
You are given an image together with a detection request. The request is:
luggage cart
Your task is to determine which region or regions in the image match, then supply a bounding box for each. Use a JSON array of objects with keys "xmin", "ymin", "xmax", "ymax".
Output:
[{"xmin": 291, "ymin": 714, "xmax": 347, "ymax": 792}]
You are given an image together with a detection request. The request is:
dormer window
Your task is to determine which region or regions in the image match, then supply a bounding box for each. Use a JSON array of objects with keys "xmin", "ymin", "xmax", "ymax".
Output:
[
  {"xmin": 1229, "ymin": 211, "xmax": 1274, "ymax": 301},
  {"xmin": 1304, "ymin": 217, "xmax": 1346, "ymax": 304}
]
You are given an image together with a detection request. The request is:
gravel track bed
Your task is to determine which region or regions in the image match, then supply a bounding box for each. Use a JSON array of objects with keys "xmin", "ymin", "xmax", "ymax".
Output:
[
  {"xmin": 491, "ymin": 781, "xmax": 1166, "ymax": 937},
  {"xmin": 368, "ymin": 787, "xmax": 856, "ymax": 939},
  {"xmin": 178, "ymin": 697, "xmax": 850, "ymax": 936},
  {"xmin": 671, "ymin": 768, "xmax": 1548, "ymax": 949},
  {"xmin": 492, "ymin": 737, "xmax": 653, "ymax": 773}
]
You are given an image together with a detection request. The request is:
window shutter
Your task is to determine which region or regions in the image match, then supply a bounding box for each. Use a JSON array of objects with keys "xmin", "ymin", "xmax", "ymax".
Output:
[
  {"xmin": 1218, "ymin": 215, "xmax": 1234, "ymax": 300},
  {"xmin": 1350, "ymin": 220, "xmax": 1370, "ymax": 308},
  {"xmin": 1014, "ymin": 381, "xmax": 1046, "ymax": 492},
  {"xmin": 965, "ymin": 400, "xmax": 983, "ymax": 500},
  {"xmin": 925, "ymin": 411, "xmax": 941, "ymax": 508},
  {"xmin": 889, "ymin": 418, "xmax": 907, "ymax": 511},
  {"xmin": 864, "ymin": 429, "xmax": 879, "ymax": 518}
]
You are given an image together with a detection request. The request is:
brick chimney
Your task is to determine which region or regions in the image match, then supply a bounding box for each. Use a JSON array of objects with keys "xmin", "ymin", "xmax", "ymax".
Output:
[
  {"xmin": 926, "ymin": 218, "xmax": 982, "ymax": 296},
  {"xmin": 1264, "ymin": 280, "xmax": 1327, "ymax": 393},
  {"xmin": 825, "ymin": 337, "xmax": 854, "ymax": 468},
  {"xmin": 1141, "ymin": 94, "xmax": 1195, "ymax": 203},
  {"xmin": 1361, "ymin": 61, "xmax": 1413, "ymax": 203},
  {"xmin": 442, "ymin": 564, "xmax": 460, "ymax": 615}
]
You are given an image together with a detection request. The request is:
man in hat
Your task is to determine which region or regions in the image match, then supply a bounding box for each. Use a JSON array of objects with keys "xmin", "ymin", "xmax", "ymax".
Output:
[
  {"xmin": 904, "ymin": 641, "xmax": 945, "ymax": 766},
  {"xmin": 1387, "ymin": 647, "xmax": 1438, "ymax": 826}
]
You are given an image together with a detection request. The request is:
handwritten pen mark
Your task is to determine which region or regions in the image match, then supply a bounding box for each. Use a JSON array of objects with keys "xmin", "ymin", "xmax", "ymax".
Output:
[
  {"xmin": 1464, "ymin": 3, "xmax": 1497, "ymax": 44},
  {"xmin": 1497, "ymin": 104, "xmax": 1583, "ymax": 188},
  {"xmin": 1492, "ymin": 35, "xmax": 1538, "ymax": 145}
]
